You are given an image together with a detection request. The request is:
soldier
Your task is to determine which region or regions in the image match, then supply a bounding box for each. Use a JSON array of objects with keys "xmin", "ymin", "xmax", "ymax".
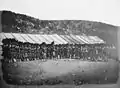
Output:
[
  {"xmin": 75, "ymin": 44, "xmax": 79, "ymax": 59},
  {"xmin": 8, "ymin": 39, "xmax": 14, "ymax": 61},
  {"xmin": 30, "ymin": 43, "xmax": 33, "ymax": 60},
  {"xmin": 64, "ymin": 45, "xmax": 67, "ymax": 58},
  {"xmin": 57, "ymin": 44, "xmax": 60, "ymax": 59},
  {"xmin": 50, "ymin": 41, "xmax": 54, "ymax": 59},
  {"xmin": 26, "ymin": 43, "xmax": 29, "ymax": 61},
  {"xmin": 44, "ymin": 43, "xmax": 47, "ymax": 60},
  {"xmin": 55, "ymin": 45, "xmax": 58, "ymax": 59},
  {"xmin": 24, "ymin": 42, "xmax": 28, "ymax": 61},
  {"xmin": 69, "ymin": 44, "xmax": 75, "ymax": 59},
  {"xmin": 46, "ymin": 44, "xmax": 49, "ymax": 59},
  {"xmin": 59, "ymin": 45, "xmax": 62, "ymax": 59},
  {"xmin": 62, "ymin": 45, "xmax": 65, "ymax": 59},
  {"xmin": 35, "ymin": 43, "xmax": 38, "ymax": 60},
  {"xmin": 2, "ymin": 39, "xmax": 9, "ymax": 58},
  {"xmin": 52, "ymin": 44, "xmax": 56, "ymax": 59},
  {"xmin": 36, "ymin": 44, "xmax": 39, "ymax": 60},
  {"xmin": 37, "ymin": 44, "xmax": 41, "ymax": 60},
  {"xmin": 19, "ymin": 42, "xmax": 24, "ymax": 61},
  {"xmin": 67, "ymin": 44, "xmax": 70, "ymax": 58},
  {"xmin": 41, "ymin": 42, "xmax": 46, "ymax": 60},
  {"xmin": 59, "ymin": 44, "xmax": 63, "ymax": 59},
  {"xmin": 73, "ymin": 44, "xmax": 77, "ymax": 59},
  {"xmin": 78, "ymin": 44, "xmax": 81, "ymax": 59}
]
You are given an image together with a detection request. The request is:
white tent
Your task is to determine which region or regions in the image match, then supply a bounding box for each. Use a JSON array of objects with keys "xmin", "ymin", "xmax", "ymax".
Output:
[{"xmin": 0, "ymin": 33, "xmax": 105, "ymax": 45}]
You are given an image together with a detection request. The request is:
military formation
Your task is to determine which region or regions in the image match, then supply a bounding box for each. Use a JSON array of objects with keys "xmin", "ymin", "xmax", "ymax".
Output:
[{"xmin": 2, "ymin": 38, "xmax": 110, "ymax": 63}]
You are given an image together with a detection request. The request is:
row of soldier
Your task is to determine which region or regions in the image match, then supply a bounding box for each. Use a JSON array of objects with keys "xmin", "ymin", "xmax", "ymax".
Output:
[{"xmin": 2, "ymin": 38, "xmax": 109, "ymax": 62}]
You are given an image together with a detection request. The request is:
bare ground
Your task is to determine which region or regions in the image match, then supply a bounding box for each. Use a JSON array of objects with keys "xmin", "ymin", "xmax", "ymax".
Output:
[{"xmin": 0, "ymin": 59, "xmax": 120, "ymax": 88}]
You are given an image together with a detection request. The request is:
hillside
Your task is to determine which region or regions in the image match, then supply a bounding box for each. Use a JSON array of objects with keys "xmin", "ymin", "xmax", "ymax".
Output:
[
  {"xmin": 2, "ymin": 10, "xmax": 97, "ymax": 34},
  {"xmin": 1, "ymin": 10, "xmax": 118, "ymax": 46},
  {"xmin": 1, "ymin": 11, "xmax": 117, "ymax": 33}
]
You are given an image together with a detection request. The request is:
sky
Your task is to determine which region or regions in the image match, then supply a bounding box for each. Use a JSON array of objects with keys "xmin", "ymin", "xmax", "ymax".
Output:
[{"xmin": 0, "ymin": 0, "xmax": 120, "ymax": 26}]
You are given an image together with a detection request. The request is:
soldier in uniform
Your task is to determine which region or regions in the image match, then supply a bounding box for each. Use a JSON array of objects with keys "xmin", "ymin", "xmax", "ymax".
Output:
[
  {"xmin": 8, "ymin": 39, "xmax": 14, "ymax": 62},
  {"xmin": 57, "ymin": 45, "xmax": 60, "ymax": 59},
  {"xmin": 25, "ymin": 42, "xmax": 29, "ymax": 61},
  {"xmin": 70, "ymin": 44, "xmax": 73, "ymax": 59},
  {"xmin": 80, "ymin": 45, "xmax": 84, "ymax": 60},
  {"xmin": 75, "ymin": 44, "xmax": 79, "ymax": 59},
  {"xmin": 50, "ymin": 41, "xmax": 54, "ymax": 59},
  {"xmin": 78, "ymin": 44, "xmax": 81, "ymax": 59},
  {"xmin": 73, "ymin": 44, "xmax": 76, "ymax": 59},
  {"xmin": 20, "ymin": 42, "xmax": 24, "ymax": 61},
  {"xmin": 57, "ymin": 44, "xmax": 61, "ymax": 59},
  {"xmin": 2, "ymin": 39, "xmax": 9, "ymax": 59},
  {"xmin": 46, "ymin": 44, "xmax": 49, "ymax": 59},
  {"xmin": 36, "ymin": 44, "xmax": 39, "ymax": 60},
  {"xmin": 41, "ymin": 42, "xmax": 46, "ymax": 60},
  {"xmin": 59, "ymin": 44, "xmax": 63, "ymax": 59},
  {"xmin": 55, "ymin": 45, "xmax": 58, "ymax": 59},
  {"xmin": 26, "ymin": 42, "xmax": 30, "ymax": 61},
  {"xmin": 62, "ymin": 45, "xmax": 65, "ymax": 59},
  {"xmin": 31, "ymin": 43, "xmax": 35, "ymax": 61},
  {"xmin": 35, "ymin": 43, "xmax": 39, "ymax": 60},
  {"xmin": 63, "ymin": 45, "xmax": 67, "ymax": 59},
  {"xmin": 52, "ymin": 44, "xmax": 56, "ymax": 59},
  {"xmin": 12, "ymin": 39, "xmax": 19, "ymax": 62},
  {"xmin": 38, "ymin": 44, "xmax": 42, "ymax": 60},
  {"xmin": 66, "ymin": 44, "xmax": 70, "ymax": 58},
  {"xmin": 57, "ymin": 44, "xmax": 62, "ymax": 59},
  {"xmin": 24, "ymin": 42, "xmax": 28, "ymax": 61}
]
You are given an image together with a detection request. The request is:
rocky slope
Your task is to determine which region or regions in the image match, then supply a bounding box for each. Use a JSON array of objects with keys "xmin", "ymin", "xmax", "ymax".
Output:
[{"xmin": 1, "ymin": 10, "xmax": 117, "ymax": 35}]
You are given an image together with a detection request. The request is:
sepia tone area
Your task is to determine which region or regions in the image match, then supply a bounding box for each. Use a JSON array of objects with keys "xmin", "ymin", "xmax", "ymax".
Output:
[{"xmin": 0, "ymin": 11, "xmax": 120, "ymax": 88}]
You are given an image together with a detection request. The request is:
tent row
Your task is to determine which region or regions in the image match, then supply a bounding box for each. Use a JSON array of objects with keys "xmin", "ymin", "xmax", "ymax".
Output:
[{"xmin": 0, "ymin": 33, "xmax": 105, "ymax": 45}]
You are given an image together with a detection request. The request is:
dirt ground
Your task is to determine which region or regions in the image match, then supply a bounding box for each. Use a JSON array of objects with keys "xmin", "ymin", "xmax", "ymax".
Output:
[{"xmin": 0, "ymin": 59, "xmax": 120, "ymax": 88}]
